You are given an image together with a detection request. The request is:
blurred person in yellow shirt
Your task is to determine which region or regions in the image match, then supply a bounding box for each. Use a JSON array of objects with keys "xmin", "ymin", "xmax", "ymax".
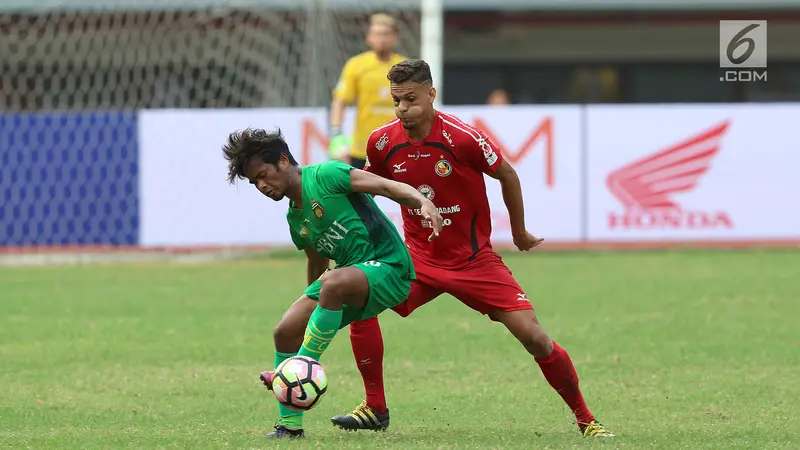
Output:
[{"xmin": 328, "ymin": 14, "xmax": 406, "ymax": 169}]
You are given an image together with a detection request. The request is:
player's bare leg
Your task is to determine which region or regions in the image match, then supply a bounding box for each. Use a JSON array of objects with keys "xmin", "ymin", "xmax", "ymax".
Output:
[
  {"xmin": 492, "ymin": 308, "xmax": 615, "ymax": 438},
  {"xmin": 262, "ymin": 268, "xmax": 370, "ymax": 439}
]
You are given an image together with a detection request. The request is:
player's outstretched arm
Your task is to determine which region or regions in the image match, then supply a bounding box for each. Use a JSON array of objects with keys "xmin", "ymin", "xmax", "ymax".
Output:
[
  {"xmin": 349, "ymin": 169, "xmax": 443, "ymax": 241},
  {"xmin": 488, "ymin": 160, "xmax": 544, "ymax": 251},
  {"xmin": 304, "ymin": 247, "xmax": 330, "ymax": 286}
]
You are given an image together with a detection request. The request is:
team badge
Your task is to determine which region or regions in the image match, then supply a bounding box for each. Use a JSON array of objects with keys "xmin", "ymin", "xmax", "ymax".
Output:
[
  {"xmin": 435, "ymin": 159, "xmax": 452, "ymax": 177},
  {"xmin": 311, "ymin": 200, "xmax": 324, "ymax": 219},
  {"xmin": 417, "ymin": 184, "xmax": 435, "ymax": 200}
]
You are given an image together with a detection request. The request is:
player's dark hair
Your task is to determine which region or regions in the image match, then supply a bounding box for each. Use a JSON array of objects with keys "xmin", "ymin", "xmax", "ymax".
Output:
[
  {"xmin": 387, "ymin": 59, "xmax": 433, "ymax": 85},
  {"xmin": 223, "ymin": 127, "xmax": 298, "ymax": 184}
]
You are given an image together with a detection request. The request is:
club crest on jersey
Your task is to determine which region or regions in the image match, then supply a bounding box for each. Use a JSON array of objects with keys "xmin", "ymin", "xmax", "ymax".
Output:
[
  {"xmin": 311, "ymin": 200, "xmax": 325, "ymax": 219},
  {"xmin": 417, "ymin": 184, "xmax": 435, "ymax": 200},
  {"xmin": 435, "ymin": 159, "xmax": 453, "ymax": 177}
]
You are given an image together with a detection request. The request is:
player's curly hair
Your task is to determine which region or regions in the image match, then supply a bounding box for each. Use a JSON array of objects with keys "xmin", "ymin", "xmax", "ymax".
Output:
[
  {"xmin": 387, "ymin": 59, "xmax": 433, "ymax": 85},
  {"xmin": 222, "ymin": 127, "xmax": 298, "ymax": 184}
]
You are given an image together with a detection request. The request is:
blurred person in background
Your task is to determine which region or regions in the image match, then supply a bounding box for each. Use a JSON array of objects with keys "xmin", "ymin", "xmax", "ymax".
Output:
[
  {"xmin": 328, "ymin": 13, "xmax": 407, "ymax": 169},
  {"xmin": 486, "ymin": 88, "xmax": 511, "ymax": 106}
]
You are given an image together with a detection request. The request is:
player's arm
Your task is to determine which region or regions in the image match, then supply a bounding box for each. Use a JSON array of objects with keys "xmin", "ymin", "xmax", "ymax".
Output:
[
  {"xmin": 486, "ymin": 160, "xmax": 526, "ymax": 236},
  {"xmin": 458, "ymin": 127, "xmax": 544, "ymax": 251},
  {"xmin": 456, "ymin": 128, "xmax": 523, "ymax": 234},
  {"xmin": 350, "ymin": 169, "xmax": 443, "ymax": 241},
  {"xmin": 318, "ymin": 160, "xmax": 442, "ymax": 239},
  {"xmin": 304, "ymin": 247, "xmax": 330, "ymax": 286},
  {"xmin": 329, "ymin": 59, "xmax": 358, "ymax": 158},
  {"xmin": 487, "ymin": 159, "xmax": 544, "ymax": 251},
  {"xmin": 349, "ymin": 169, "xmax": 425, "ymax": 208}
]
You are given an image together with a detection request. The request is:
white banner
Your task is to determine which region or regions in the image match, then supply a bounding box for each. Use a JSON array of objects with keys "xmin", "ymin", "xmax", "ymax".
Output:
[
  {"xmin": 444, "ymin": 106, "xmax": 583, "ymax": 242},
  {"xmin": 138, "ymin": 108, "xmax": 326, "ymax": 247},
  {"xmin": 586, "ymin": 104, "xmax": 800, "ymax": 241},
  {"xmin": 138, "ymin": 106, "xmax": 583, "ymax": 247}
]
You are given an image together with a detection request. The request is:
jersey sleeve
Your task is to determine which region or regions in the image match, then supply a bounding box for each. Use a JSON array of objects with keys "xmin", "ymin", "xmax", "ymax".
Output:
[
  {"xmin": 315, "ymin": 160, "xmax": 354, "ymax": 196},
  {"xmin": 457, "ymin": 127, "xmax": 505, "ymax": 175},
  {"xmin": 364, "ymin": 130, "xmax": 392, "ymax": 179},
  {"xmin": 332, "ymin": 57, "xmax": 359, "ymax": 105}
]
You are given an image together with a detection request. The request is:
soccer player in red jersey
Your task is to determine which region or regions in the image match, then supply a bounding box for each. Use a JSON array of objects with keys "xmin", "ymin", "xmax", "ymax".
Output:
[{"xmin": 330, "ymin": 59, "xmax": 615, "ymax": 438}]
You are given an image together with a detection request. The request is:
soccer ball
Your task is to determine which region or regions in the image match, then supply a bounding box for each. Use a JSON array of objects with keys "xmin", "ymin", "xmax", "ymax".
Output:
[{"xmin": 272, "ymin": 356, "xmax": 328, "ymax": 411}]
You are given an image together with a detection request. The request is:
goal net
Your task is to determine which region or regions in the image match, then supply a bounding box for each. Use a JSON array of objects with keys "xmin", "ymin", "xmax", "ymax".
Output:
[{"xmin": 0, "ymin": 1, "xmax": 421, "ymax": 251}]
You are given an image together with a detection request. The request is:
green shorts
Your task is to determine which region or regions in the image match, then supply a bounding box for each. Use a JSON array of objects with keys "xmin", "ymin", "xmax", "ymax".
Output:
[{"xmin": 304, "ymin": 259, "xmax": 414, "ymax": 329}]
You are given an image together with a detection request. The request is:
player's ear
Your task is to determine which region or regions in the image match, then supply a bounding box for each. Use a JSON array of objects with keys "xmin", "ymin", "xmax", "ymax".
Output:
[
  {"xmin": 429, "ymin": 86, "xmax": 437, "ymax": 105},
  {"xmin": 365, "ymin": 27, "xmax": 373, "ymax": 46},
  {"xmin": 279, "ymin": 152, "xmax": 290, "ymax": 169}
]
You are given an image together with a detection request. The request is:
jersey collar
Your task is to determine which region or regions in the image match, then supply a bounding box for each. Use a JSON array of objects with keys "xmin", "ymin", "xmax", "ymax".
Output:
[{"xmin": 404, "ymin": 111, "xmax": 441, "ymax": 147}]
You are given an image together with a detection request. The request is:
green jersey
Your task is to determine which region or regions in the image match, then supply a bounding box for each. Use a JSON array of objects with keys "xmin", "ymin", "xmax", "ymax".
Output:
[{"xmin": 286, "ymin": 160, "xmax": 413, "ymax": 273}]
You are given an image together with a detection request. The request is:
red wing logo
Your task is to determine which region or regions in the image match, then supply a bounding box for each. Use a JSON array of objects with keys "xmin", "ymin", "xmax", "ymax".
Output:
[{"xmin": 606, "ymin": 121, "xmax": 734, "ymax": 230}]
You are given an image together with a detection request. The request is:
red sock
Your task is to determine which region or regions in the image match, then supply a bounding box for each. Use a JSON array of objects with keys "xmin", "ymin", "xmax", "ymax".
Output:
[
  {"xmin": 535, "ymin": 341, "xmax": 595, "ymax": 427},
  {"xmin": 349, "ymin": 317, "xmax": 387, "ymax": 414}
]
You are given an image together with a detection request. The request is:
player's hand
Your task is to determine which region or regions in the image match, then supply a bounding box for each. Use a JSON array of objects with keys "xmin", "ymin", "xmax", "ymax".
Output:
[
  {"xmin": 513, "ymin": 231, "xmax": 544, "ymax": 251},
  {"xmin": 328, "ymin": 134, "xmax": 350, "ymax": 161},
  {"xmin": 420, "ymin": 201, "xmax": 443, "ymax": 241}
]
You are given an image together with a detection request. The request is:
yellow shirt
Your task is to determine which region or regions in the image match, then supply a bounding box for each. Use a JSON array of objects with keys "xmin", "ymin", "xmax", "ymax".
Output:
[{"xmin": 333, "ymin": 51, "xmax": 406, "ymax": 159}]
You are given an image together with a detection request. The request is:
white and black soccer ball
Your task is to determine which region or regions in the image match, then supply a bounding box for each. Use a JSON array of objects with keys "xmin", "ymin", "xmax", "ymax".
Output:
[{"xmin": 272, "ymin": 356, "xmax": 328, "ymax": 411}]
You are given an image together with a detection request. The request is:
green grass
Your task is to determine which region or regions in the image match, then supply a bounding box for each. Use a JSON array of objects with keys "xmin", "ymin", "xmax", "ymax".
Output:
[{"xmin": 1, "ymin": 250, "xmax": 799, "ymax": 449}]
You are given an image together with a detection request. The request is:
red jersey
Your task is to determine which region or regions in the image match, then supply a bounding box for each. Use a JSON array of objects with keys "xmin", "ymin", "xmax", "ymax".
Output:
[{"xmin": 365, "ymin": 111, "xmax": 504, "ymax": 268}]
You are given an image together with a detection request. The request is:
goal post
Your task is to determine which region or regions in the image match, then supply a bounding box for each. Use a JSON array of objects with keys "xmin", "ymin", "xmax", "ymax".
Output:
[{"xmin": 420, "ymin": 0, "xmax": 444, "ymax": 107}]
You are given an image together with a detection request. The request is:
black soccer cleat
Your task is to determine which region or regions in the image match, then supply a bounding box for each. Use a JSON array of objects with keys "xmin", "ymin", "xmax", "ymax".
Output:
[
  {"xmin": 331, "ymin": 400, "xmax": 390, "ymax": 431},
  {"xmin": 266, "ymin": 424, "xmax": 305, "ymax": 439}
]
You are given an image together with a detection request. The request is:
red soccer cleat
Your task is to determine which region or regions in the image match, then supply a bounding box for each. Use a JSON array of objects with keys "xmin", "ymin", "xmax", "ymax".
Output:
[{"xmin": 260, "ymin": 371, "xmax": 274, "ymax": 391}]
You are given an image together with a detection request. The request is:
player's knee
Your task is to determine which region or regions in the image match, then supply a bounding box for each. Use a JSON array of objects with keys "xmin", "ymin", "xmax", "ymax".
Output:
[
  {"xmin": 318, "ymin": 270, "xmax": 357, "ymax": 308},
  {"xmin": 518, "ymin": 324, "xmax": 553, "ymax": 358},
  {"xmin": 500, "ymin": 310, "xmax": 553, "ymax": 358},
  {"xmin": 273, "ymin": 318, "xmax": 304, "ymax": 352},
  {"xmin": 350, "ymin": 316, "xmax": 380, "ymax": 332}
]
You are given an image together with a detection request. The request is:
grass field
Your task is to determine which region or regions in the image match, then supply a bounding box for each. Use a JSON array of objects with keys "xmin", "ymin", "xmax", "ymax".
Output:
[{"xmin": 1, "ymin": 249, "xmax": 799, "ymax": 449}]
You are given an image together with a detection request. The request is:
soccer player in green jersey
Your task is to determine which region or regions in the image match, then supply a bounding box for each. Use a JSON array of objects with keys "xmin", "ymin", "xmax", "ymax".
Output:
[{"xmin": 222, "ymin": 128, "xmax": 443, "ymax": 439}]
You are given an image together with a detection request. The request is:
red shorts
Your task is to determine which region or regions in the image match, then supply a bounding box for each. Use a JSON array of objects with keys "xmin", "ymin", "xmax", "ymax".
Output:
[{"xmin": 391, "ymin": 251, "xmax": 533, "ymax": 320}]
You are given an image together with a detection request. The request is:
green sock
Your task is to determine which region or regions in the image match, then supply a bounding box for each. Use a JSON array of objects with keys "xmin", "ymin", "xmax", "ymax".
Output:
[
  {"xmin": 274, "ymin": 351, "xmax": 303, "ymax": 430},
  {"xmin": 297, "ymin": 305, "xmax": 343, "ymax": 361}
]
